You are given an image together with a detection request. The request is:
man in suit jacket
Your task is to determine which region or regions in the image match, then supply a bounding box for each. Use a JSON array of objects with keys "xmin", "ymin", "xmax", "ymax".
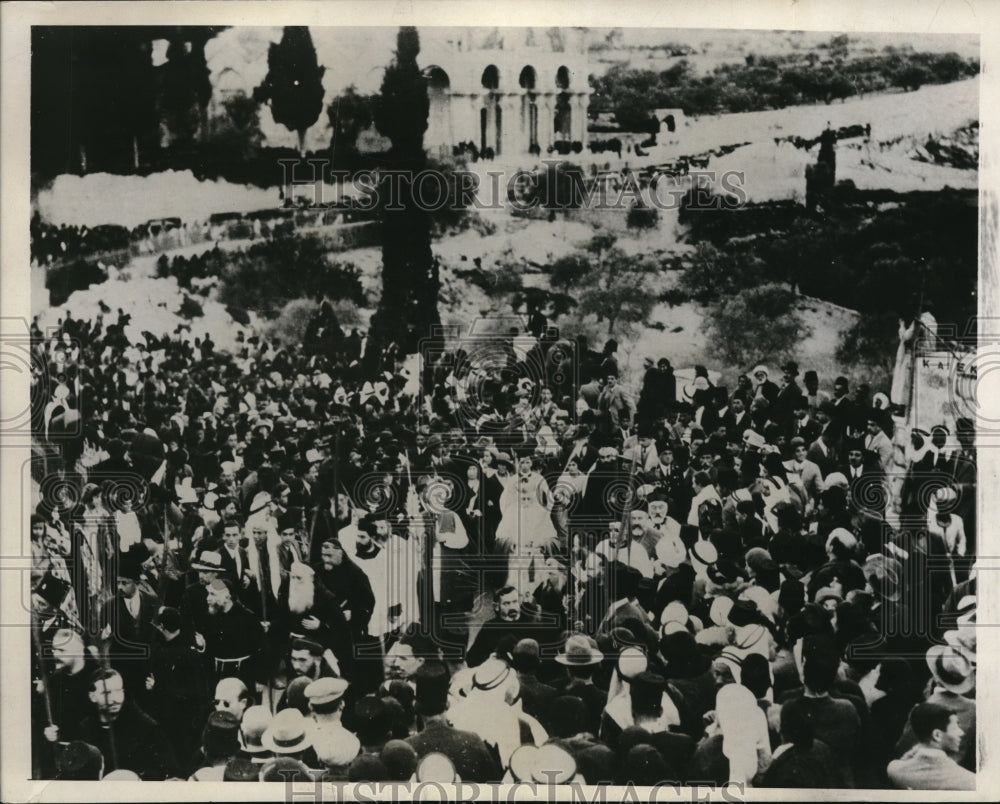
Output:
[
  {"xmin": 218, "ymin": 519, "xmax": 255, "ymax": 608},
  {"xmin": 723, "ymin": 396, "xmax": 753, "ymax": 440},
  {"xmin": 827, "ymin": 376, "xmax": 854, "ymax": 443},
  {"xmin": 641, "ymin": 446, "xmax": 689, "ymax": 520},
  {"xmin": 786, "ymin": 437, "xmax": 824, "ymax": 511},
  {"xmin": 788, "ymin": 397, "xmax": 822, "ymax": 445},
  {"xmin": 100, "ymin": 554, "xmax": 158, "ymax": 698},
  {"xmin": 840, "ymin": 442, "xmax": 887, "ymax": 518},
  {"xmin": 771, "ymin": 361, "xmax": 804, "ymax": 429},
  {"xmin": 595, "ymin": 562, "xmax": 659, "ymax": 652},
  {"xmin": 560, "ymin": 422, "xmax": 600, "ymax": 474},
  {"xmin": 864, "ymin": 413, "xmax": 895, "ymax": 474},
  {"xmin": 807, "ymin": 431, "xmax": 838, "ymax": 478},
  {"xmin": 598, "ymin": 374, "xmax": 631, "ymax": 432},
  {"xmin": 510, "ymin": 638, "xmax": 558, "ymax": 731},
  {"xmin": 887, "ymin": 703, "xmax": 975, "ymax": 790}
]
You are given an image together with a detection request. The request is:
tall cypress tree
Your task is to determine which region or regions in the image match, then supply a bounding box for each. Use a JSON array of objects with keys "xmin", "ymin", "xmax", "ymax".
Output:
[
  {"xmin": 368, "ymin": 27, "xmax": 441, "ymax": 365},
  {"xmin": 254, "ymin": 26, "xmax": 326, "ymax": 155}
]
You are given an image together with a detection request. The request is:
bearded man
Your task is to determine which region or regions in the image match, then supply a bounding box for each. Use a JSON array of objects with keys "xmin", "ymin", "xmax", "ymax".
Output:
[
  {"xmin": 275, "ymin": 562, "xmax": 351, "ymax": 678},
  {"xmin": 200, "ymin": 578, "xmax": 265, "ymax": 690}
]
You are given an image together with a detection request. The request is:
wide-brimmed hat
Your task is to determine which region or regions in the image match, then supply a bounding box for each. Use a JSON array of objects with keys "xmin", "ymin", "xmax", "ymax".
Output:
[
  {"xmin": 926, "ymin": 644, "xmax": 975, "ymax": 694},
  {"xmin": 261, "ymin": 708, "xmax": 312, "ymax": 754},
  {"xmin": 864, "ymin": 553, "xmax": 901, "ymax": 603},
  {"xmin": 555, "ymin": 634, "xmax": 604, "ymax": 666},
  {"xmin": 240, "ymin": 705, "xmax": 272, "ymax": 754},
  {"xmin": 683, "ymin": 376, "xmax": 710, "ymax": 401},
  {"xmin": 471, "ymin": 658, "xmax": 512, "ymax": 691},
  {"xmin": 493, "ymin": 451, "xmax": 515, "ymax": 469},
  {"xmin": 944, "ymin": 627, "xmax": 977, "ymax": 664},
  {"xmin": 689, "ymin": 539, "xmax": 718, "ymax": 570},
  {"xmin": 955, "ymin": 595, "xmax": 976, "ymax": 627},
  {"xmin": 190, "ymin": 550, "xmax": 224, "ymax": 573},
  {"xmin": 815, "ymin": 586, "xmax": 844, "ymax": 606}
]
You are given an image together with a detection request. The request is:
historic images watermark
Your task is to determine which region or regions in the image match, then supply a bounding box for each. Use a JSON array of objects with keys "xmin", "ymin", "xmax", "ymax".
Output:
[
  {"xmin": 282, "ymin": 778, "xmax": 747, "ymax": 802},
  {"xmin": 278, "ymin": 159, "xmax": 748, "ymax": 213}
]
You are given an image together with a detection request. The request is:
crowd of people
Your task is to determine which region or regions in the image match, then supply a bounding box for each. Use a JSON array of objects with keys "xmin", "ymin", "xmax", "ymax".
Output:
[
  {"xmin": 28, "ymin": 300, "xmax": 977, "ymax": 788},
  {"xmin": 30, "ymin": 215, "xmax": 155, "ymax": 267}
]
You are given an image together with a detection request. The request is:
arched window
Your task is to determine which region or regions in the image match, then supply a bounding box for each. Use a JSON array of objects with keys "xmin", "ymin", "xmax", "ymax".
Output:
[
  {"xmin": 482, "ymin": 65, "xmax": 500, "ymax": 91},
  {"xmin": 519, "ymin": 65, "xmax": 537, "ymax": 91},
  {"xmin": 556, "ymin": 66, "xmax": 571, "ymax": 90},
  {"xmin": 424, "ymin": 66, "xmax": 451, "ymax": 91}
]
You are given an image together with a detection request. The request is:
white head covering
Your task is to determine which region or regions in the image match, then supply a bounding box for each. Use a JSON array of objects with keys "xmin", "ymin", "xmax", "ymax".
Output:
[{"xmin": 716, "ymin": 683, "xmax": 769, "ymax": 785}]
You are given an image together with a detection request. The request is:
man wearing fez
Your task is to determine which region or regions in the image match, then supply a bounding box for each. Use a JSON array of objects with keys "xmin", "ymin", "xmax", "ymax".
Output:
[
  {"xmin": 406, "ymin": 663, "xmax": 502, "ymax": 783},
  {"xmin": 99, "ymin": 549, "xmax": 157, "ymax": 697},
  {"xmin": 200, "ymin": 577, "xmax": 266, "ymax": 691}
]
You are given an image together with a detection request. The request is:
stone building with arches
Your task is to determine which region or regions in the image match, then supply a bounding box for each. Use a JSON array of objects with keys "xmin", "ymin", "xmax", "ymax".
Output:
[
  {"xmin": 200, "ymin": 26, "xmax": 592, "ymax": 156},
  {"xmin": 420, "ymin": 27, "xmax": 592, "ymax": 158}
]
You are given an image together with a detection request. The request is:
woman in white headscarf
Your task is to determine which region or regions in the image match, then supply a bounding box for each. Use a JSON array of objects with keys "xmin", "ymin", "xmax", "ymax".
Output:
[{"xmin": 691, "ymin": 683, "xmax": 772, "ymax": 786}]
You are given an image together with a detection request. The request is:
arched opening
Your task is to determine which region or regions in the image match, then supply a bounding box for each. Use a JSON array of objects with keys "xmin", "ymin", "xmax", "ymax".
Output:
[
  {"xmin": 424, "ymin": 66, "xmax": 452, "ymax": 150},
  {"xmin": 555, "ymin": 66, "xmax": 572, "ymax": 141},
  {"xmin": 554, "ymin": 95, "xmax": 572, "ymax": 140},
  {"xmin": 481, "ymin": 65, "xmax": 501, "ymax": 155},
  {"xmin": 665, "ymin": 114, "xmax": 676, "ymax": 133},
  {"xmin": 482, "ymin": 65, "xmax": 500, "ymax": 91},
  {"xmin": 520, "ymin": 66, "xmax": 538, "ymax": 151}
]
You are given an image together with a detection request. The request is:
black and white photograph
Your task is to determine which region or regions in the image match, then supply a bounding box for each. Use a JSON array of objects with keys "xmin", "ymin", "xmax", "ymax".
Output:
[{"xmin": 1, "ymin": 1, "xmax": 997, "ymax": 801}]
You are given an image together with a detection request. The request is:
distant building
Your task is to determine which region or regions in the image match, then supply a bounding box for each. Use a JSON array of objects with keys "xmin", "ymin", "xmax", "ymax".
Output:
[
  {"xmin": 420, "ymin": 27, "xmax": 592, "ymax": 157},
  {"xmin": 201, "ymin": 26, "xmax": 592, "ymax": 157}
]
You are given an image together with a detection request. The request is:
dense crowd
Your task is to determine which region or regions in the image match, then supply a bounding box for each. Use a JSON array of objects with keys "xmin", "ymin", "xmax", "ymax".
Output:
[
  {"xmin": 30, "ymin": 215, "xmax": 142, "ymax": 266},
  {"xmin": 29, "ymin": 301, "xmax": 977, "ymax": 788}
]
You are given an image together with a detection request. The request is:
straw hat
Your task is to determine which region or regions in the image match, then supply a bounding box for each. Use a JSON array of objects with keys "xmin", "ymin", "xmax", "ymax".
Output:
[
  {"xmin": 261, "ymin": 708, "xmax": 313, "ymax": 754},
  {"xmin": 926, "ymin": 644, "xmax": 975, "ymax": 694},
  {"xmin": 554, "ymin": 634, "xmax": 604, "ymax": 666}
]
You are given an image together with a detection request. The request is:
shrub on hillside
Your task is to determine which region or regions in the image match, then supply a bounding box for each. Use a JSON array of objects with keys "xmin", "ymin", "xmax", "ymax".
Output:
[{"xmin": 704, "ymin": 283, "xmax": 810, "ymax": 366}]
